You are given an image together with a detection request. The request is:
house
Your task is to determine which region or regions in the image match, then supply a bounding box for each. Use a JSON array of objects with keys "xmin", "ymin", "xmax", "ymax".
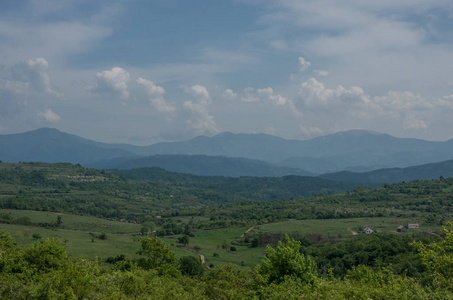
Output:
[
  {"xmin": 363, "ymin": 227, "xmax": 373, "ymax": 234},
  {"xmin": 397, "ymin": 225, "xmax": 407, "ymax": 232},
  {"xmin": 408, "ymin": 223, "xmax": 419, "ymax": 229}
]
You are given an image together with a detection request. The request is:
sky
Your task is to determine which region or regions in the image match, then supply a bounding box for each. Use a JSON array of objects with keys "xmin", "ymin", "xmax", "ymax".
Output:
[{"xmin": 1, "ymin": 0, "xmax": 453, "ymax": 145}]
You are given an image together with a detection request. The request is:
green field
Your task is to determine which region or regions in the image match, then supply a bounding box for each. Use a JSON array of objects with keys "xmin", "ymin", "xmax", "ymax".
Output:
[
  {"xmin": 2, "ymin": 207, "xmax": 444, "ymax": 269},
  {"xmin": 254, "ymin": 217, "xmax": 439, "ymax": 237}
]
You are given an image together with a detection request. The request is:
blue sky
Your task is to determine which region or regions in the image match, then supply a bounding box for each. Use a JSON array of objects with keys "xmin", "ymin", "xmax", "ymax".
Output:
[{"xmin": 1, "ymin": 0, "xmax": 453, "ymax": 144}]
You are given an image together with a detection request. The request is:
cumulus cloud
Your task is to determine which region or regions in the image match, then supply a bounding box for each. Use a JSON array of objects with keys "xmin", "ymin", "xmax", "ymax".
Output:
[
  {"xmin": 38, "ymin": 109, "xmax": 60, "ymax": 122},
  {"xmin": 222, "ymin": 89, "xmax": 238, "ymax": 101},
  {"xmin": 10, "ymin": 58, "xmax": 61, "ymax": 97},
  {"xmin": 241, "ymin": 87, "xmax": 260, "ymax": 103},
  {"xmin": 136, "ymin": 77, "xmax": 174, "ymax": 114},
  {"xmin": 183, "ymin": 85, "xmax": 218, "ymax": 134},
  {"xmin": 230, "ymin": 86, "xmax": 303, "ymax": 120},
  {"xmin": 298, "ymin": 57, "xmax": 311, "ymax": 72},
  {"xmin": 257, "ymin": 87, "xmax": 303, "ymax": 119},
  {"xmin": 185, "ymin": 85, "xmax": 211, "ymax": 104},
  {"xmin": 298, "ymin": 78, "xmax": 372, "ymax": 112},
  {"xmin": 295, "ymin": 76, "xmax": 451, "ymax": 135},
  {"xmin": 0, "ymin": 58, "xmax": 60, "ymax": 118},
  {"xmin": 90, "ymin": 67, "xmax": 130, "ymax": 99},
  {"xmin": 257, "ymin": 87, "xmax": 288, "ymax": 106}
]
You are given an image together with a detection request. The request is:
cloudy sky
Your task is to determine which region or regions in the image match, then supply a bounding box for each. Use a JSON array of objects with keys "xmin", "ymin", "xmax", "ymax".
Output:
[{"xmin": 1, "ymin": 0, "xmax": 453, "ymax": 144}]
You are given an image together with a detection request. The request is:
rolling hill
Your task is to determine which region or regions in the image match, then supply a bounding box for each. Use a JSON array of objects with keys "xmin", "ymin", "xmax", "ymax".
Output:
[{"xmin": 90, "ymin": 154, "xmax": 313, "ymax": 177}]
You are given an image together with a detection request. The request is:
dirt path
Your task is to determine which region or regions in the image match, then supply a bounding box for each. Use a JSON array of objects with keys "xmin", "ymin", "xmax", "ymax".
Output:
[
  {"xmin": 240, "ymin": 226, "xmax": 255, "ymax": 238},
  {"xmin": 348, "ymin": 228, "xmax": 359, "ymax": 235}
]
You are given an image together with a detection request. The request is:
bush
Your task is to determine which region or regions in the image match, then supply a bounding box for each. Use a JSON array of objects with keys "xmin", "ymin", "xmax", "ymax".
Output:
[
  {"xmin": 259, "ymin": 234, "xmax": 317, "ymax": 285},
  {"xmin": 179, "ymin": 256, "xmax": 204, "ymax": 276}
]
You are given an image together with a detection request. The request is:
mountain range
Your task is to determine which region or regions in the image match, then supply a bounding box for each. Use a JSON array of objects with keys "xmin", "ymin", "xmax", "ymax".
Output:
[{"xmin": 1, "ymin": 128, "xmax": 453, "ymax": 180}]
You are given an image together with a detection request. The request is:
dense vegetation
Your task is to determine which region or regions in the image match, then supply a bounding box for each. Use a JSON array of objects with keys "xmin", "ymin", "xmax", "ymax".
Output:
[
  {"xmin": 0, "ymin": 226, "xmax": 452, "ymax": 299},
  {"xmin": 1, "ymin": 161, "xmax": 453, "ymax": 298}
]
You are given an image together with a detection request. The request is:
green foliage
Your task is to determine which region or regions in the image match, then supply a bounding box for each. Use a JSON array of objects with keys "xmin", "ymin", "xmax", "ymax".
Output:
[
  {"xmin": 179, "ymin": 255, "xmax": 204, "ymax": 276},
  {"xmin": 136, "ymin": 236, "xmax": 178, "ymax": 275},
  {"xmin": 0, "ymin": 229, "xmax": 453, "ymax": 298},
  {"xmin": 0, "ymin": 230, "xmax": 16, "ymax": 247},
  {"xmin": 140, "ymin": 221, "xmax": 154, "ymax": 235},
  {"xmin": 178, "ymin": 235, "xmax": 190, "ymax": 246},
  {"xmin": 260, "ymin": 234, "xmax": 317, "ymax": 285},
  {"xmin": 307, "ymin": 233, "xmax": 434, "ymax": 279},
  {"xmin": 415, "ymin": 222, "xmax": 453, "ymax": 291},
  {"xmin": 11, "ymin": 216, "xmax": 32, "ymax": 225}
]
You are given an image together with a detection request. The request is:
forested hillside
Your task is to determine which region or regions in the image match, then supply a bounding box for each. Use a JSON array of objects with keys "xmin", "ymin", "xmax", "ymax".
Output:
[{"xmin": 1, "ymin": 161, "xmax": 453, "ymax": 298}]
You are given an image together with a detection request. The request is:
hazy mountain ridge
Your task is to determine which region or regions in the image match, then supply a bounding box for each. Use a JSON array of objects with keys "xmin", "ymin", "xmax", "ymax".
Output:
[
  {"xmin": 318, "ymin": 159, "xmax": 453, "ymax": 184},
  {"xmin": 2, "ymin": 128, "xmax": 453, "ymax": 176},
  {"xmin": 0, "ymin": 128, "xmax": 136, "ymax": 164}
]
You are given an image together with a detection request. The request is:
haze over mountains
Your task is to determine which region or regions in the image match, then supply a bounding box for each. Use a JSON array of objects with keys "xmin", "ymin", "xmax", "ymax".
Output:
[{"xmin": 1, "ymin": 128, "xmax": 453, "ymax": 182}]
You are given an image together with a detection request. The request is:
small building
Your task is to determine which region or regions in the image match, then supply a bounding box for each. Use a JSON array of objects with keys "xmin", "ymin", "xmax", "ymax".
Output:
[
  {"xmin": 408, "ymin": 223, "xmax": 419, "ymax": 229},
  {"xmin": 363, "ymin": 227, "xmax": 373, "ymax": 234},
  {"xmin": 397, "ymin": 225, "xmax": 407, "ymax": 233}
]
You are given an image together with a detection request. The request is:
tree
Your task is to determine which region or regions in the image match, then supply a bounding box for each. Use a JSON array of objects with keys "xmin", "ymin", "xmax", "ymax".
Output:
[
  {"xmin": 179, "ymin": 256, "xmax": 204, "ymax": 276},
  {"xmin": 259, "ymin": 234, "xmax": 317, "ymax": 284},
  {"xmin": 140, "ymin": 222, "xmax": 154, "ymax": 235},
  {"xmin": 178, "ymin": 235, "xmax": 189, "ymax": 246},
  {"xmin": 136, "ymin": 236, "xmax": 178, "ymax": 275},
  {"xmin": 415, "ymin": 222, "xmax": 453, "ymax": 290}
]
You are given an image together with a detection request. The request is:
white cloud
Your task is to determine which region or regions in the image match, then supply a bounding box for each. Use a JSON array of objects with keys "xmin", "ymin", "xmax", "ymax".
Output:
[
  {"xmin": 295, "ymin": 76, "xmax": 453, "ymax": 135},
  {"xmin": 0, "ymin": 58, "xmax": 60, "ymax": 118},
  {"xmin": 136, "ymin": 77, "xmax": 174, "ymax": 114},
  {"xmin": 38, "ymin": 109, "xmax": 60, "ymax": 122},
  {"xmin": 246, "ymin": 0, "xmax": 453, "ymax": 97},
  {"xmin": 298, "ymin": 78, "xmax": 372, "ymax": 111},
  {"xmin": 222, "ymin": 89, "xmax": 238, "ymax": 101},
  {"xmin": 183, "ymin": 85, "xmax": 218, "ymax": 134},
  {"xmin": 298, "ymin": 57, "xmax": 311, "ymax": 72},
  {"xmin": 256, "ymin": 87, "xmax": 303, "ymax": 119},
  {"xmin": 257, "ymin": 87, "xmax": 288, "ymax": 106},
  {"xmin": 185, "ymin": 85, "xmax": 211, "ymax": 104},
  {"xmin": 90, "ymin": 67, "xmax": 130, "ymax": 99},
  {"xmin": 241, "ymin": 87, "xmax": 260, "ymax": 103},
  {"xmin": 10, "ymin": 58, "xmax": 61, "ymax": 97}
]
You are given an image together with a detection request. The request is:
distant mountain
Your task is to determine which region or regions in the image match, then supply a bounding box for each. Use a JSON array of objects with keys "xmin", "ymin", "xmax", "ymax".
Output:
[
  {"xmin": 89, "ymin": 154, "xmax": 313, "ymax": 177},
  {"xmin": 0, "ymin": 128, "xmax": 137, "ymax": 165},
  {"xmin": 2, "ymin": 128, "xmax": 453, "ymax": 175},
  {"xmin": 130, "ymin": 130, "xmax": 453, "ymax": 173},
  {"xmin": 318, "ymin": 159, "xmax": 453, "ymax": 184}
]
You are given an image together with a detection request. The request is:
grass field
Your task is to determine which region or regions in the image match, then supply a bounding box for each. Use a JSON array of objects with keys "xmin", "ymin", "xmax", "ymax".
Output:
[
  {"xmin": 163, "ymin": 226, "xmax": 267, "ymax": 267},
  {"xmin": 0, "ymin": 209, "xmax": 143, "ymax": 259},
  {"xmin": 254, "ymin": 217, "xmax": 441, "ymax": 237},
  {"xmin": 1, "ymin": 208, "xmax": 445, "ymax": 268}
]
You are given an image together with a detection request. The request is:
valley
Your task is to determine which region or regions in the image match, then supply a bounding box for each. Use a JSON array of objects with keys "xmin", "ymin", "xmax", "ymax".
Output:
[{"xmin": 1, "ymin": 129, "xmax": 453, "ymax": 298}]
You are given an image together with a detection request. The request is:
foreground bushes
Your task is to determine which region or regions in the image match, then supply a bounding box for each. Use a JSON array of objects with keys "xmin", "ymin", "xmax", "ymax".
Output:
[{"xmin": 0, "ymin": 227, "xmax": 452, "ymax": 299}]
